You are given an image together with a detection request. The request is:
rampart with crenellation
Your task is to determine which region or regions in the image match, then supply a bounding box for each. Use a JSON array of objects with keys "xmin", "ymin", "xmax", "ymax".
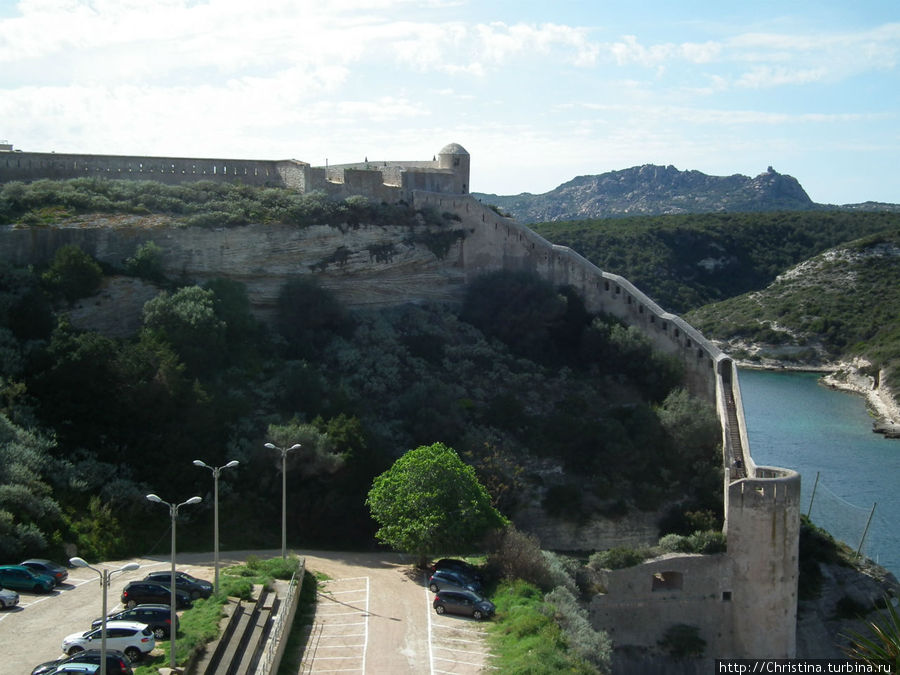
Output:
[{"xmin": 0, "ymin": 141, "xmax": 798, "ymax": 663}]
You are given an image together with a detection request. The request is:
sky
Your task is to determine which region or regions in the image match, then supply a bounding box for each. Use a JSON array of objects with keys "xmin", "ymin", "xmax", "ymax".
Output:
[{"xmin": 1, "ymin": 0, "xmax": 898, "ymax": 205}]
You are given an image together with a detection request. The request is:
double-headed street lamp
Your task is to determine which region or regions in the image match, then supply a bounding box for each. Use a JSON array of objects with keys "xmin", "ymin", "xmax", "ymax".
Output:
[
  {"xmin": 68, "ymin": 557, "xmax": 140, "ymax": 675},
  {"xmin": 146, "ymin": 493, "xmax": 202, "ymax": 671},
  {"xmin": 192, "ymin": 458, "xmax": 239, "ymax": 594},
  {"xmin": 264, "ymin": 442, "xmax": 301, "ymax": 559}
]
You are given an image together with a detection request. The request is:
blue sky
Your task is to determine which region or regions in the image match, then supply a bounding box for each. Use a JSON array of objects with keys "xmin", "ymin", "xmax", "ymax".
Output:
[{"xmin": 1, "ymin": 0, "xmax": 898, "ymax": 204}]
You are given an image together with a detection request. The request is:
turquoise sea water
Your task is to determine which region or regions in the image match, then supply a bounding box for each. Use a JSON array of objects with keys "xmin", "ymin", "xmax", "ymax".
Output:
[{"xmin": 738, "ymin": 368, "xmax": 899, "ymax": 577}]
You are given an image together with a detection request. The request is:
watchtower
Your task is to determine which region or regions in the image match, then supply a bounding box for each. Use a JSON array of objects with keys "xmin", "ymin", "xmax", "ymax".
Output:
[{"xmin": 437, "ymin": 143, "xmax": 470, "ymax": 194}]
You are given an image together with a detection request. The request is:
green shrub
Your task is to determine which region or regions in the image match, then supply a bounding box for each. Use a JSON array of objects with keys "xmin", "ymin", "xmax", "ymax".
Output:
[
  {"xmin": 41, "ymin": 244, "xmax": 103, "ymax": 302},
  {"xmin": 545, "ymin": 586, "xmax": 612, "ymax": 671},
  {"xmin": 588, "ymin": 547, "xmax": 650, "ymax": 570},
  {"xmin": 124, "ymin": 241, "xmax": 165, "ymax": 282}
]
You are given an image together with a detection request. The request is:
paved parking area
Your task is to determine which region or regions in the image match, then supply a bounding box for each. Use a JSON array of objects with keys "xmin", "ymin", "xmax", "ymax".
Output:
[
  {"xmin": 1, "ymin": 551, "xmax": 493, "ymax": 675},
  {"xmin": 0, "ymin": 556, "xmax": 171, "ymax": 674},
  {"xmin": 297, "ymin": 553, "xmax": 493, "ymax": 675},
  {"xmin": 426, "ymin": 574, "xmax": 494, "ymax": 675},
  {"xmin": 300, "ymin": 576, "xmax": 370, "ymax": 673}
]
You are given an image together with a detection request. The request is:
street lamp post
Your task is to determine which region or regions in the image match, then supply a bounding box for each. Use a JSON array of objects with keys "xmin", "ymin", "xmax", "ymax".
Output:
[
  {"xmin": 264, "ymin": 442, "xmax": 301, "ymax": 559},
  {"xmin": 192, "ymin": 459, "xmax": 239, "ymax": 594},
  {"xmin": 68, "ymin": 557, "xmax": 140, "ymax": 675},
  {"xmin": 146, "ymin": 493, "xmax": 202, "ymax": 671}
]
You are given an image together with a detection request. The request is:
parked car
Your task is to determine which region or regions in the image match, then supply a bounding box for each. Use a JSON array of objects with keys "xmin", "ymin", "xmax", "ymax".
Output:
[
  {"xmin": 120, "ymin": 580, "xmax": 192, "ymax": 609},
  {"xmin": 31, "ymin": 649, "xmax": 134, "ymax": 675},
  {"xmin": 20, "ymin": 558, "xmax": 69, "ymax": 586},
  {"xmin": 142, "ymin": 570, "xmax": 213, "ymax": 599},
  {"xmin": 427, "ymin": 568, "xmax": 483, "ymax": 593},
  {"xmin": 45, "ymin": 664, "xmax": 100, "ymax": 674},
  {"xmin": 61, "ymin": 620, "xmax": 155, "ymax": 663},
  {"xmin": 0, "ymin": 585, "xmax": 20, "ymax": 609},
  {"xmin": 433, "ymin": 589, "xmax": 495, "ymax": 620},
  {"xmin": 92, "ymin": 603, "xmax": 178, "ymax": 639},
  {"xmin": 0, "ymin": 564, "xmax": 55, "ymax": 593},
  {"xmin": 429, "ymin": 558, "xmax": 483, "ymax": 582}
]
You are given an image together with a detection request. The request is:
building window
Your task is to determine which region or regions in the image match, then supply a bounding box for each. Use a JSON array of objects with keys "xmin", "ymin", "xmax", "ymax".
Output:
[
  {"xmin": 722, "ymin": 591, "xmax": 732, "ymax": 602},
  {"xmin": 651, "ymin": 571, "xmax": 683, "ymax": 592}
]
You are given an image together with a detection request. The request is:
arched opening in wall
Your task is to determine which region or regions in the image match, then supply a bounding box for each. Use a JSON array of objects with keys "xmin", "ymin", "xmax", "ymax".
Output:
[
  {"xmin": 604, "ymin": 281, "xmax": 610, "ymax": 291},
  {"xmin": 674, "ymin": 328, "xmax": 680, "ymax": 338},
  {"xmin": 652, "ymin": 571, "xmax": 683, "ymax": 592},
  {"xmin": 639, "ymin": 304, "xmax": 644, "ymax": 314},
  {"xmin": 661, "ymin": 321, "xmax": 668, "ymax": 331}
]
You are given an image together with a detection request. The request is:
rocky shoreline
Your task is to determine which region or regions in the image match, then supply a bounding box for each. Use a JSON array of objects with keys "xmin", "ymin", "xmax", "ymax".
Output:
[{"xmin": 737, "ymin": 358, "xmax": 900, "ymax": 439}]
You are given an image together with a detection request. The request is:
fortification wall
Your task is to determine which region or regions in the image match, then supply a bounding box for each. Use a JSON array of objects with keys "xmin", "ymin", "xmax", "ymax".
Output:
[
  {"xmin": 411, "ymin": 191, "xmax": 722, "ymax": 402},
  {"xmin": 591, "ymin": 553, "xmax": 734, "ymax": 659},
  {"xmin": 0, "ymin": 151, "xmax": 304, "ymax": 187},
  {"xmin": 0, "ymin": 144, "xmax": 470, "ymax": 201}
]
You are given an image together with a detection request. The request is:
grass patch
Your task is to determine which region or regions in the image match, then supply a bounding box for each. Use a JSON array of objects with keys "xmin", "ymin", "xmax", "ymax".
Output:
[
  {"xmin": 132, "ymin": 594, "xmax": 228, "ymax": 674},
  {"xmin": 130, "ymin": 555, "xmax": 302, "ymax": 673},
  {"xmin": 486, "ymin": 579, "xmax": 604, "ymax": 674}
]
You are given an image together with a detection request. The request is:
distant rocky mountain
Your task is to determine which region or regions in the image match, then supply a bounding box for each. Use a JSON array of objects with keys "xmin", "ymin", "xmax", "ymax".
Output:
[{"xmin": 473, "ymin": 164, "xmax": 897, "ymax": 224}]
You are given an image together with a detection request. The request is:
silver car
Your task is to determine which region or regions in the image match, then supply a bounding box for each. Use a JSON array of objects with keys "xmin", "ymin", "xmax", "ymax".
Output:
[{"xmin": 0, "ymin": 585, "xmax": 19, "ymax": 609}]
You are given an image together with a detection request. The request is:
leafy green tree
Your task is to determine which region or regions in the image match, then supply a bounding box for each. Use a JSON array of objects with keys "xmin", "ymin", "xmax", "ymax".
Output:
[
  {"xmin": 461, "ymin": 269, "xmax": 569, "ymax": 361},
  {"xmin": 0, "ymin": 411, "xmax": 61, "ymax": 559},
  {"xmin": 41, "ymin": 244, "xmax": 103, "ymax": 303},
  {"xmin": 275, "ymin": 277, "xmax": 351, "ymax": 359},
  {"xmin": 366, "ymin": 442, "xmax": 507, "ymax": 563},
  {"xmin": 142, "ymin": 286, "xmax": 226, "ymax": 376},
  {"xmin": 124, "ymin": 241, "xmax": 165, "ymax": 282},
  {"xmin": 266, "ymin": 421, "xmax": 346, "ymax": 478}
]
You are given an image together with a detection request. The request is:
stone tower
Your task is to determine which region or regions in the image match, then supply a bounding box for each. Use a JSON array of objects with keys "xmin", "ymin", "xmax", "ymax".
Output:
[{"xmin": 437, "ymin": 143, "xmax": 470, "ymax": 194}]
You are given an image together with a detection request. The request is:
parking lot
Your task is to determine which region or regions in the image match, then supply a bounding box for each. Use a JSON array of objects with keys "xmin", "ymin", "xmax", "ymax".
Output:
[
  {"xmin": 0, "ymin": 556, "xmax": 173, "ymax": 673},
  {"xmin": 1, "ymin": 551, "xmax": 492, "ymax": 675}
]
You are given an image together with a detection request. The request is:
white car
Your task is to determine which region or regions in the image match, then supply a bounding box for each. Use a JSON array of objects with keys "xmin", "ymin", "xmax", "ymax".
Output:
[
  {"xmin": 61, "ymin": 620, "xmax": 155, "ymax": 663},
  {"xmin": 0, "ymin": 585, "xmax": 19, "ymax": 609}
]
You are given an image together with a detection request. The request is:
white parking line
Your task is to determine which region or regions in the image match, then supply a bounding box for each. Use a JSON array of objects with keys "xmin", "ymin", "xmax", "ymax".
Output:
[{"xmin": 301, "ymin": 576, "xmax": 369, "ymax": 674}]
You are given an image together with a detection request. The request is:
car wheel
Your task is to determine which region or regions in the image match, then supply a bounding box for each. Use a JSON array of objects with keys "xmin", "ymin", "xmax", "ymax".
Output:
[
  {"xmin": 34, "ymin": 584, "xmax": 44, "ymax": 593},
  {"xmin": 435, "ymin": 604, "xmax": 445, "ymax": 615},
  {"xmin": 473, "ymin": 609, "xmax": 483, "ymax": 620},
  {"xmin": 124, "ymin": 647, "xmax": 142, "ymax": 663},
  {"xmin": 429, "ymin": 583, "xmax": 439, "ymax": 593},
  {"xmin": 0, "ymin": 600, "xmax": 5, "ymax": 609},
  {"xmin": 191, "ymin": 590, "xmax": 200, "ymax": 599},
  {"xmin": 126, "ymin": 600, "xmax": 137, "ymax": 608},
  {"xmin": 67, "ymin": 646, "xmax": 84, "ymax": 656},
  {"xmin": 153, "ymin": 626, "xmax": 167, "ymax": 639}
]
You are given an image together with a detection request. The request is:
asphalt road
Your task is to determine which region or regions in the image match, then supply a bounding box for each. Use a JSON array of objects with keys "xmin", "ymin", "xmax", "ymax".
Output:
[{"xmin": 0, "ymin": 550, "xmax": 491, "ymax": 675}]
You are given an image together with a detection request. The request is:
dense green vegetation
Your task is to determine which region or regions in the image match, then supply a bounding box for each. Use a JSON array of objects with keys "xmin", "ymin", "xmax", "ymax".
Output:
[
  {"xmin": 686, "ymin": 230, "xmax": 900, "ymax": 399},
  {"xmin": 0, "ymin": 177, "xmax": 444, "ymax": 230},
  {"xmin": 532, "ymin": 211, "xmax": 900, "ymax": 314},
  {"xmin": 0, "ymin": 185, "xmax": 721, "ymax": 563}
]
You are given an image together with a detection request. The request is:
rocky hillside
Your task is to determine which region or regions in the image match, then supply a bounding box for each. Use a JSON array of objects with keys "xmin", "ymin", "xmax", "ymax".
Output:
[
  {"xmin": 475, "ymin": 165, "xmax": 815, "ymax": 223},
  {"xmin": 685, "ymin": 230, "xmax": 900, "ymax": 432}
]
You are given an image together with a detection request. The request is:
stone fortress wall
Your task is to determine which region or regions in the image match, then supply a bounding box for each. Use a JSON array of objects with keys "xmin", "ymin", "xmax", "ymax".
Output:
[
  {"xmin": 0, "ymin": 141, "xmax": 469, "ymax": 198},
  {"xmin": 0, "ymin": 141, "xmax": 798, "ymax": 660}
]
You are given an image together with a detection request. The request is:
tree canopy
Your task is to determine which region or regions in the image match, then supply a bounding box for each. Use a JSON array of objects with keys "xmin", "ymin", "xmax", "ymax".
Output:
[{"xmin": 366, "ymin": 442, "xmax": 507, "ymax": 562}]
